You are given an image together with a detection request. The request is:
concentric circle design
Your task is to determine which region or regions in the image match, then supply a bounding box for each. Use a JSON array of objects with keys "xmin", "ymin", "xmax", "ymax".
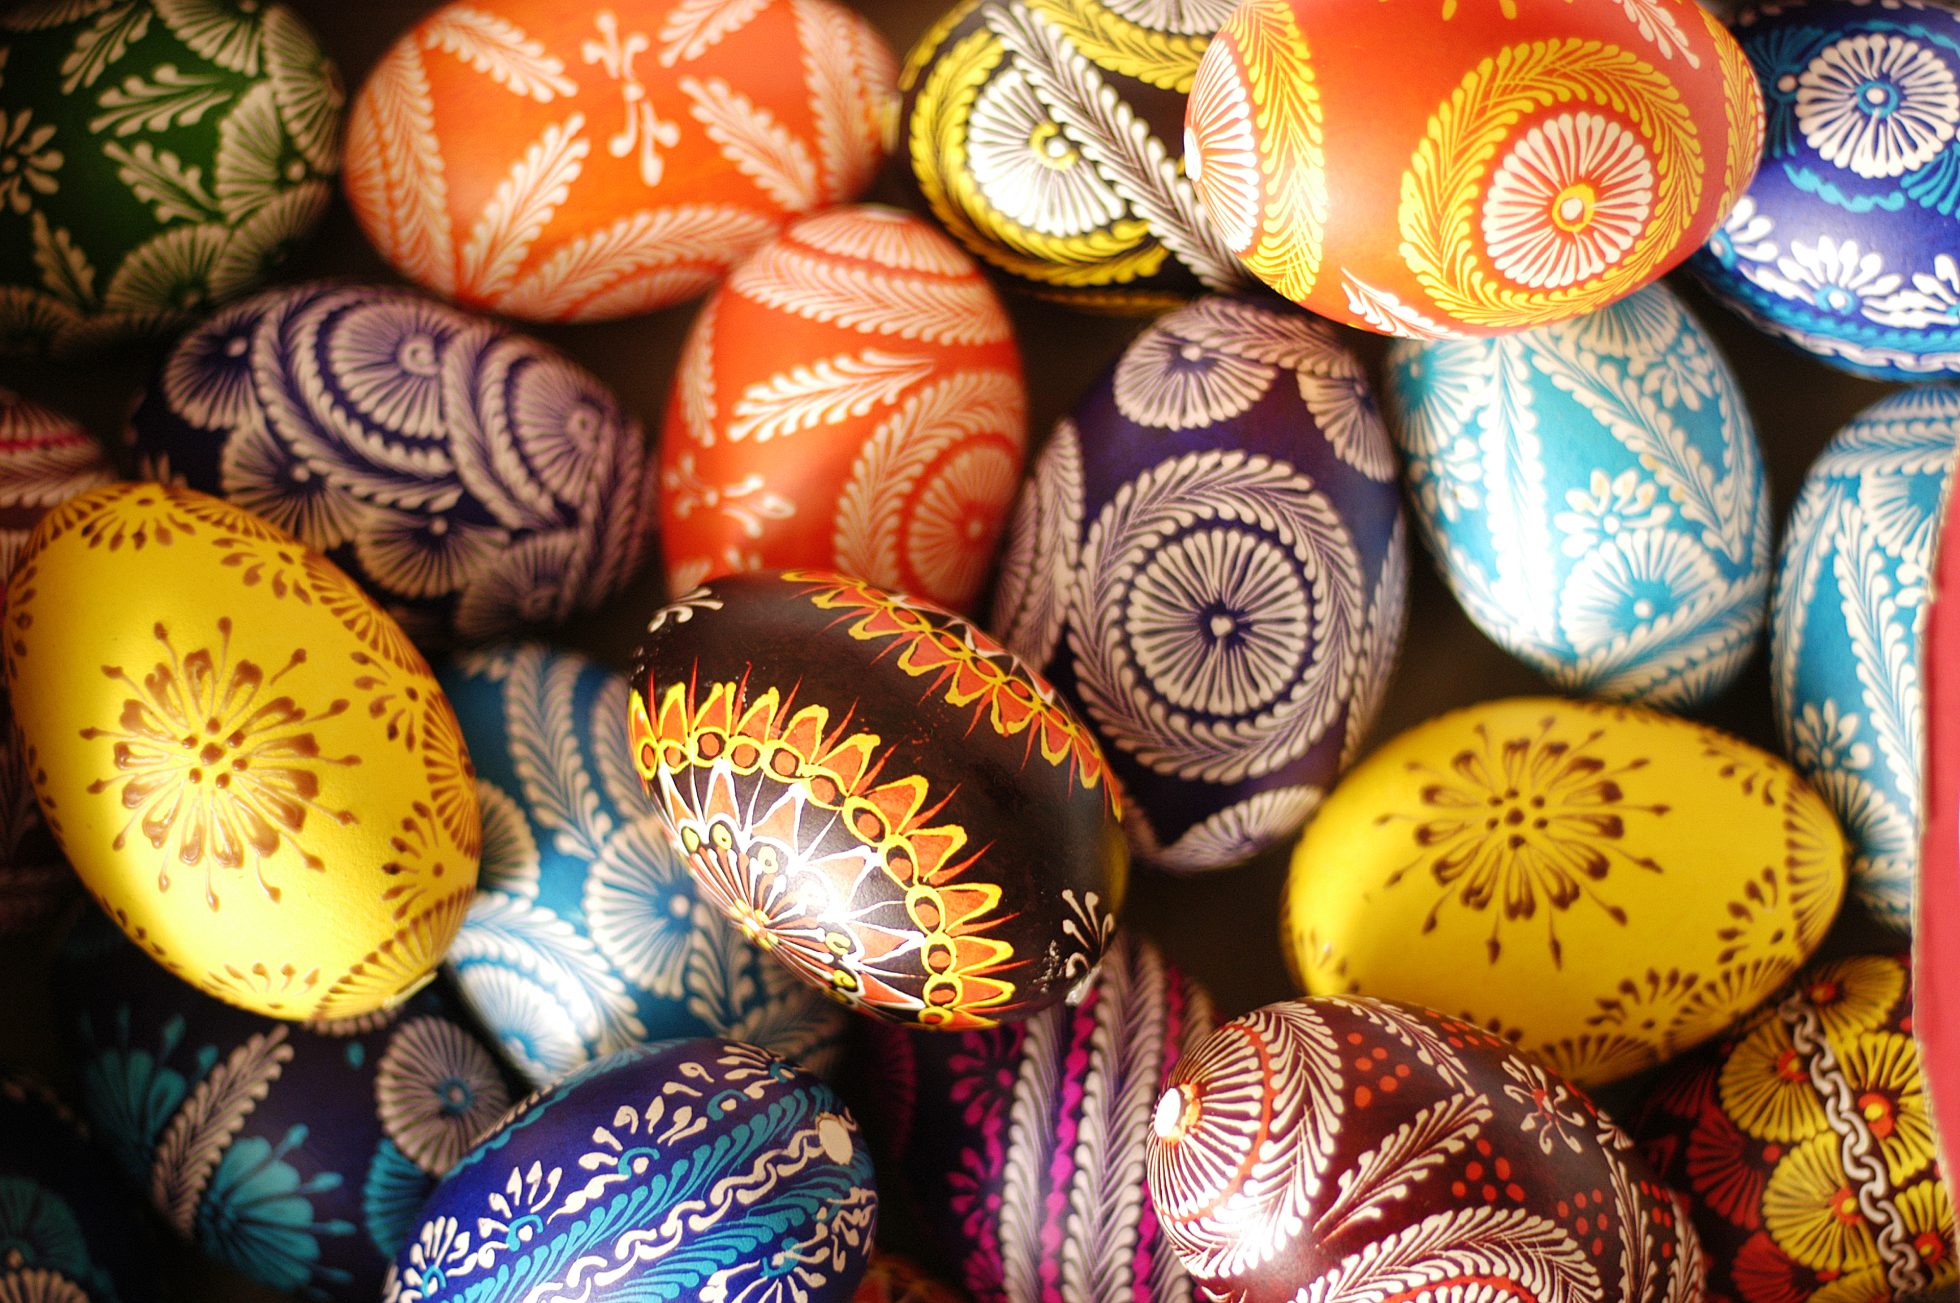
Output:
[
  {"xmin": 1113, "ymin": 315, "xmax": 1277, "ymax": 428},
  {"xmin": 968, "ymin": 70, "xmax": 1124, "ymax": 237},
  {"xmin": 1482, "ymin": 111, "xmax": 1658, "ymax": 291},
  {"xmin": 375, "ymin": 1016, "xmax": 511, "ymax": 1177},
  {"xmin": 1183, "ymin": 45, "xmax": 1261, "ymax": 254}
]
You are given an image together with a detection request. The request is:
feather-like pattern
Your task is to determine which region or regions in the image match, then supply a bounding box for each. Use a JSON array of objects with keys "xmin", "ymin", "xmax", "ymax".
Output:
[{"xmin": 149, "ymin": 1028, "xmax": 294, "ymax": 1233}]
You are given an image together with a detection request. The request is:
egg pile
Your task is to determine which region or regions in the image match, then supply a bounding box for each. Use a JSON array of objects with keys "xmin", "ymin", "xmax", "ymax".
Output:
[{"xmin": 0, "ymin": 1, "xmax": 1957, "ymax": 1301}]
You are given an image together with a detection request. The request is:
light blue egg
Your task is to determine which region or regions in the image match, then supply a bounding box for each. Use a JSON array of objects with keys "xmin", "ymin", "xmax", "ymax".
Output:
[
  {"xmin": 1387, "ymin": 282, "xmax": 1772, "ymax": 709},
  {"xmin": 1773, "ymin": 385, "xmax": 1960, "ymax": 929},
  {"xmin": 438, "ymin": 643, "xmax": 848, "ymax": 1088}
]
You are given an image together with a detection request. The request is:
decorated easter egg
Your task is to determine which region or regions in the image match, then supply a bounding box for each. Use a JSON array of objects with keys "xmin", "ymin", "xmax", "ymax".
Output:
[
  {"xmin": 1920, "ymin": 460, "xmax": 1960, "ymax": 1176},
  {"xmin": 345, "ymin": 0, "xmax": 896, "ymax": 323},
  {"xmin": 4, "ymin": 483, "xmax": 482, "ymax": 1020},
  {"xmin": 438, "ymin": 642, "xmax": 849, "ymax": 1086},
  {"xmin": 1147, "ymin": 995, "xmax": 1703, "ymax": 1302},
  {"xmin": 1692, "ymin": 0, "xmax": 1960, "ymax": 380},
  {"xmin": 1774, "ymin": 387, "xmax": 1960, "ymax": 931},
  {"xmin": 127, "ymin": 281, "xmax": 652, "ymax": 649},
  {"xmin": 865, "ymin": 932, "xmax": 1212, "ymax": 1303},
  {"xmin": 629, "ymin": 570, "xmax": 1127, "ymax": 1030},
  {"xmin": 1282, "ymin": 696, "xmax": 1847, "ymax": 1087},
  {"xmin": 1182, "ymin": 0, "xmax": 1765, "ymax": 337},
  {"xmin": 385, "ymin": 1038, "xmax": 878, "ymax": 1302},
  {"xmin": 0, "ymin": 0, "xmax": 342, "ymax": 358},
  {"xmin": 1634, "ymin": 952, "xmax": 1956, "ymax": 1301},
  {"xmin": 661, "ymin": 205, "xmax": 1026, "ymax": 610},
  {"xmin": 991, "ymin": 294, "xmax": 1406, "ymax": 872},
  {"xmin": 0, "ymin": 390, "xmax": 112, "ymax": 933},
  {"xmin": 56, "ymin": 911, "xmax": 516, "ymax": 1303},
  {"xmin": 1, "ymin": 1068, "xmax": 158, "ymax": 1303},
  {"xmin": 898, "ymin": 0, "xmax": 1254, "ymax": 311},
  {"xmin": 854, "ymin": 1257, "xmax": 965, "ymax": 1303},
  {"xmin": 1388, "ymin": 281, "xmax": 1770, "ymax": 708}
]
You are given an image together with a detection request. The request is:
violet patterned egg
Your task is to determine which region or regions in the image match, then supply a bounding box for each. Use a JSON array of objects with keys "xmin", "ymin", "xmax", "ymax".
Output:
[
  {"xmin": 1387, "ymin": 281, "xmax": 1772, "ymax": 708},
  {"xmin": 0, "ymin": 1069, "xmax": 158, "ymax": 1303},
  {"xmin": 55, "ymin": 909, "xmax": 519, "ymax": 1303},
  {"xmin": 126, "ymin": 281, "xmax": 652, "ymax": 649},
  {"xmin": 990, "ymin": 294, "xmax": 1406, "ymax": 872},
  {"xmin": 438, "ymin": 642, "xmax": 848, "ymax": 1087},
  {"xmin": 0, "ymin": 389, "xmax": 111, "ymax": 934},
  {"xmin": 1692, "ymin": 0, "xmax": 1960, "ymax": 381},
  {"xmin": 1146, "ymin": 995, "xmax": 1704, "ymax": 1303},
  {"xmin": 383, "ymin": 1038, "xmax": 878, "ymax": 1303},
  {"xmin": 629, "ymin": 570, "xmax": 1127, "ymax": 1030},
  {"xmin": 864, "ymin": 932, "xmax": 1214, "ymax": 1303}
]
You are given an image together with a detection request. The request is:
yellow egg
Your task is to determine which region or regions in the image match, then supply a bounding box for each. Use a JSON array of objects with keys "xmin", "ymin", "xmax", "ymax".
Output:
[
  {"xmin": 3, "ymin": 484, "xmax": 480, "ymax": 1020},
  {"xmin": 1282, "ymin": 696, "xmax": 1846, "ymax": 1087}
]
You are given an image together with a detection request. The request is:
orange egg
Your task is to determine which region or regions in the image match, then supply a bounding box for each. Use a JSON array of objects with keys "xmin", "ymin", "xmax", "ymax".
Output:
[
  {"xmin": 660, "ymin": 205, "xmax": 1027, "ymax": 614},
  {"xmin": 344, "ymin": 0, "xmax": 897, "ymax": 323}
]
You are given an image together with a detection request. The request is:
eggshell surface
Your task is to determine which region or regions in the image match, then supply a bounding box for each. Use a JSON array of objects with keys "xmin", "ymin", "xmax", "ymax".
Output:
[
  {"xmin": 0, "ymin": 0, "xmax": 342, "ymax": 357},
  {"xmin": 1634, "ymin": 952, "xmax": 1956, "ymax": 1302},
  {"xmin": 865, "ymin": 933, "xmax": 1213, "ymax": 1303},
  {"xmin": 662, "ymin": 205, "xmax": 1026, "ymax": 611},
  {"xmin": 344, "ymin": 0, "xmax": 896, "ymax": 323},
  {"xmin": 991, "ymin": 294, "xmax": 1406, "ymax": 871},
  {"xmin": 127, "ymin": 281, "xmax": 653, "ymax": 649},
  {"xmin": 1183, "ymin": 0, "xmax": 1765, "ymax": 336},
  {"xmin": 1692, "ymin": 0, "xmax": 1960, "ymax": 380},
  {"xmin": 439, "ymin": 642, "xmax": 848, "ymax": 1086},
  {"xmin": 1773, "ymin": 386, "xmax": 1960, "ymax": 932},
  {"xmin": 1146, "ymin": 995, "xmax": 1703, "ymax": 1303},
  {"xmin": 1282, "ymin": 696, "xmax": 1847, "ymax": 1086},
  {"xmin": 1388, "ymin": 281, "xmax": 1770, "ymax": 708},
  {"xmin": 898, "ymin": 0, "xmax": 1255, "ymax": 311},
  {"xmin": 57, "ymin": 911, "xmax": 516, "ymax": 1303},
  {"xmin": 384, "ymin": 1038, "xmax": 878, "ymax": 1303},
  {"xmin": 4, "ymin": 483, "xmax": 482, "ymax": 1020},
  {"xmin": 629, "ymin": 570, "xmax": 1127, "ymax": 1030}
]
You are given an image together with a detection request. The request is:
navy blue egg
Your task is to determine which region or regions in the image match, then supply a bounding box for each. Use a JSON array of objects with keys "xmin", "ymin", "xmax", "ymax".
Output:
[
  {"xmin": 55, "ymin": 910, "xmax": 519, "ymax": 1303},
  {"xmin": 384, "ymin": 1038, "xmax": 877, "ymax": 1303},
  {"xmin": 438, "ymin": 643, "xmax": 848, "ymax": 1087}
]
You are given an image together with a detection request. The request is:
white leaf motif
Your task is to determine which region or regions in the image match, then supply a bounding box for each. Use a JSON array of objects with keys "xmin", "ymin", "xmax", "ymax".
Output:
[
  {"xmin": 727, "ymin": 349, "xmax": 937, "ymax": 444},
  {"xmin": 422, "ymin": 5, "xmax": 578, "ymax": 100},
  {"xmin": 459, "ymin": 115, "xmax": 590, "ymax": 304},
  {"xmin": 680, "ymin": 75, "xmax": 821, "ymax": 211},
  {"xmin": 344, "ymin": 41, "xmax": 457, "ymax": 297},
  {"xmin": 656, "ymin": 0, "xmax": 769, "ymax": 67},
  {"xmin": 499, "ymin": 204, "xmax": 775, "ymax": 322},
  {"xmin": 730, "ymin": 241, "xmax": 1014, "ymax": 346},
  {"xmin": 150, "ymin": 1028, "xmax": 293, "ymax": 1233}
]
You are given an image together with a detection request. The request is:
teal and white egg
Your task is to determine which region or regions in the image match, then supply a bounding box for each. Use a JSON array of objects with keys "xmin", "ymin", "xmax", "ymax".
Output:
[
  {"xmin": 1387, "ymin": 282, "xmax": 1772, "ymax": 708},
  {"xmin": 1773, "ymin": 385, "xmax": 1960, "ymax": 930},
  {"xmin": 439, "ymin": 643, "xmax": 849, "ymax": 1087}
]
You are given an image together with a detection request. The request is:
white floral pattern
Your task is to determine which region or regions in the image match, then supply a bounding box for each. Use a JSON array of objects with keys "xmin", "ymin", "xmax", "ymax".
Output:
[
  {"xmin": 1795, "ymin": 33, "xmax": 1958, "ymax": 179},
  {"xmin": 375, "ymin": 1016, "xmax": 512, "ymax": 1177},
  {"xmin": 1481, "ymin": 112, "xmax": 1656, "ymax": 290},
  {"xmin": 1558, "ymin": 528, "xmax": 1723, "ymax": 652},
  {"xmin": 967, "ymin": 69, "xmax": 1123, "ymax": 238}
]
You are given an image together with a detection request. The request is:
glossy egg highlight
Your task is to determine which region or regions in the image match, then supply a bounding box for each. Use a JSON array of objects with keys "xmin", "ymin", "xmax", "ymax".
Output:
[
  {"xmin": 1283, "ymin": 696, "xmax": 1847, "ymax": 1086},
  {"xmin": 1692, "ymin": 0, "xmax": 1960, "ymax": 380},
  {"xmin": 1184, "ymin": 0, "xmax": 1765, "ymax": 336},
  {"xmin": 385, "ymin": 1038, "xmax": 878, "ymax": 1302},
  {"xmin": 439, "ymin": 642, "xmax": 848, "ymax": 1086},
  {"xmin": 4, "ymin": 483, "xmax": 482, "ymax": 1020},
  {"xmin": 630, "ymin": 570, "xmax": 1127, "ymax": 1030},
  {"xmin": 898, "ymin": 0, "xmax": 1255, "ymax": 311},
  {"xmin": 1388, "ymin": 281, "xmax": 1770, "ymax": 708},
  {"xmin": 864, "ymin": 933, "xmax": 1213, "ymax": 1303},
  {"xmin": 128, "ymin": 281, "xmax": 653, "ymax": 650},
  {"xmin": 1146, "ymin": 996, "xmax": 1703, "ymax": 1302},
  {"xmin": 345, "ymin": 0, "xmax": 897, "ymax": 323},
  {"xmin": 57, "ymin": 911, "xmax": 517, "ymax": 1303},
  {"xmin": 1634, "ymin": 952, "xmax": 1955, "ymax": 1302},
  {"xmin": 662, "ymin": 205, "xmax": 1027, "ymax": 612},
  {"xmin": 991, "ymin": 294, "xmax": 1406, "ymax": 871},
  {"xmin": 0, "ymin": 0, "xmax": 342, "ymax": 357}
]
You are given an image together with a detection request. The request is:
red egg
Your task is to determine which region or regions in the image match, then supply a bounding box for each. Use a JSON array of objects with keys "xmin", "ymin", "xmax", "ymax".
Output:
[{"xmin": 661, "ymin": 205, "xmax": 1027, "ymax": 614}]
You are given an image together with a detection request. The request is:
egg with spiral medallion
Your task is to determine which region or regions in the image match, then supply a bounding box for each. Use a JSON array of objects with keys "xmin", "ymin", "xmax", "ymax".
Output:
[{"xmin": 629, "ymin": 569, "xmax": 1127, "ymax": 1030}]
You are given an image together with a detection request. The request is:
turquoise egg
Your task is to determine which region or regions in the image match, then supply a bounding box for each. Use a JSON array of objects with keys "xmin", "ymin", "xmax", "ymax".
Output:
[
  {"xmin": 1773, "ymin": 385, "xmax": 1960, "ymax": 930},
  {"xmin": 439, "ymin": 643, "xmax": 848, "ymax": 1087},
  {"xmin": 1388, "ymin": 282, "xmax": 1771, "ymax": 708}
]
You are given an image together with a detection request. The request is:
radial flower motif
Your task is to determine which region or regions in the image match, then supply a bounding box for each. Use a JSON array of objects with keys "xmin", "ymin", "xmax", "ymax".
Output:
[
  {"xmin": 1762, "ymin": 1132, "xmax": 1878, "ymax": 1273},
  {"xmin": 1499, "ymin": 1054, "xmax": 1593, "ymax": 1155},
  {"xmin": 1758, "ymin": 236, "xmax": 1902, "ymax": 316},
  {"xmin": 324, "ymin": 300, "xmax": 462, "ymax": 441},
  {"xmin": 965, "ymin": 70, "xmax": 1123, "ymax": 238},
  {"xmin": 1558, "ymin": 529, "xmax": 1722, "ymax": 652},
  {"xmin": 1795, "ymin": 33, "xmax": 1959, "ymax": 180},
  {"xmin": 1855, "ymin": 456, "xmax": 1946, "ymax": 561},
  {"xmin": 1112, "ymin": 316, "xmax": 1276, "ymax": 429},
  {"xmin": 193, "ymin": 1132, "xmax": 353, "ymax": 1296},
  {"xmin": 0, "ymin": 1177, "xmax": 90, "ymax": 1280},
  {"xmin": 1481, "ymin": 112, "xmax": 1656, "ymax": 290},
  {"xmin": 582, "ymin": 818, "xmax": 699, "ymax": 1000},
  {"xmin": 1551, "ymin": 469, "xmax": 1674, "ymax": 558},
  {"xmin": 375, "ymin": 1016, "xmax": 512, "ymax": 1177},
  {"xmin": 1719, "ymin": 1017, "xmax": 1828, "ymax": 1142},
  {"xmin": 1869, "ymin": 254, "xmax": 1960, "ymax": 329},
  {"xmin": 1705, "ymin": 195, "xmax": 1777, "ymax": 270},
  {"xmin": 901, "ymin": 439, "xmax": 1022, "ymax": 605},
  {"xmin": 1835, "ymin": 1030, "xmax": 1936, "ymax": 1185},
  {"xmin": 1787, "ymin": 700, "xmax": 1873, "ymax": 774},
  {"xmin": 0, "ymin": 109, "xmax": 59, "ymax": 216}
]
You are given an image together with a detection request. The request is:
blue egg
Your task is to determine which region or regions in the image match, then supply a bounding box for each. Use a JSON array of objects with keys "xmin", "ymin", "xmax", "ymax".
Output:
[
  {"xmin": 0, "ymin": 1070, "xmax": 157, "ymax": 1303},
  {"xmin": 55, "ymin": 911, "xmax": 518, "ymax": 1303},
  {"xmin": 384, "ymin": 1039, "xmax": 877, "ymax": 1303},
  {"xmin": 1692, "ymin": 0, "xmax": 1960, "ymax": 380},
  {"xmin": 1389, "ymin": 282, "xmax": 1771, "ymax": 708},
  {"xmin": 1773, "ymin": 385, "xmax": 1960, "ymax": 929},
  {"xmin": 438, "ymin": 643, "xmax": 848, "ymax": 1087}
]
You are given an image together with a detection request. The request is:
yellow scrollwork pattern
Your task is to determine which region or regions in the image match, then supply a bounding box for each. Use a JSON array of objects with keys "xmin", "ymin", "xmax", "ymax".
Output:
[
  {"xmin": 1704, "ymin": 4, "xmax": 1764, "ymax": 219},
  {"xmin": 1023, "ymin": 0, "xmax": 1211, "ymax": 93},
  {"xmin": 1227, "ymin": 0, "xmax": 1327, "ymax": 305}
]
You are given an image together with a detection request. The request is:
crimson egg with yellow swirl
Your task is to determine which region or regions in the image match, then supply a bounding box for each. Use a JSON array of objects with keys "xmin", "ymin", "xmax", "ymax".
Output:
[
  {"xmin": 1183, "ymin": 0, "xmax": 1765, "ymax": 336},
  {"xmin": 629, "ymin": 569, "xmax": 1127, "ymax": 1030},
  {"xmin": 2, "ymin": 483, "xmax": 481, "ymax": 1020}
]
